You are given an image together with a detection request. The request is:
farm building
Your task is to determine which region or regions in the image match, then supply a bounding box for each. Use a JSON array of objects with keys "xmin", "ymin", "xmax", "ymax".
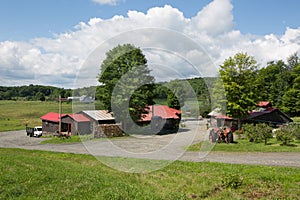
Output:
[
  {"xmin": 207, "ymin": 102, "xmax": 292, "ymax": 129},
  {"xmin": 67, "ymin": 95, "xmax": 94, "ymax": 103},
  {"xmin": 40, "ymin": 112, "xmax": 65, "ymax": 134},
  {"xmin": 207, "ymin": 108, "xmax": 238, "ymax": 129},
  {"xmin": 138, "ymin": 105, "xmax": 182, "ymax": 133},
  {"xmin": 61, "ymin": 114, "xmax": 91, "ymax": 135},
  {"xmin": 79, "ymin": 110, "xmax": 123, "ymax": 137},
  {"xmin": 244, "ymin": 108, "xmax": 293, "ymax": 127},
  {"xmin": 41, "ymin": 107, "xmax": 182, "ymax": 136},
  {"xmin": 242, "ymin": 101, "xmax": 293, "ymax": 127},
  {"xmin": 40, "ymin": 112, "xmax": 91, "ymax": 135}
]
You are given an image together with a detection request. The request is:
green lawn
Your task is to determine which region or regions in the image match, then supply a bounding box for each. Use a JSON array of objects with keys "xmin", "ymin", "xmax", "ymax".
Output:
[
  {"xmin": 40, "ymin": 134, "xmax": 129, "ymax": 144},
  {"xmin": 188, "ymin": 138, "xmax": 300, "ymax": 152},
  {"xmin": 1, "ymin": 148, "xmax": 299, "ymax": 199}
]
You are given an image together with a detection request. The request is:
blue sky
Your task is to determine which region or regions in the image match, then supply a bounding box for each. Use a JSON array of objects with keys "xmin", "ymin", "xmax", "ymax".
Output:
[
  {"xmin": 1, "ymin": 0, "xmax": 299, "ymax": 41},
  {"xmin": 0, "ymin": 0, "xmax": 300, "ymax": 87}
]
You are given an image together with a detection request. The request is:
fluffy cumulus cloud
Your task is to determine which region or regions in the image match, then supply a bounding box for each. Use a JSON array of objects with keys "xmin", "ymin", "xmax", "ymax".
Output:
[{"xmin": 0, "ymin": 0, "xmax": 300, "ymax": 87}]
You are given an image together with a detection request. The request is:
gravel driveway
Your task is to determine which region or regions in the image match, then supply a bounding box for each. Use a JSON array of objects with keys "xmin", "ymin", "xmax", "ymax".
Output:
[{"xmin": 1, "ymin": 121, "xmax": 299, "ymax": 168}]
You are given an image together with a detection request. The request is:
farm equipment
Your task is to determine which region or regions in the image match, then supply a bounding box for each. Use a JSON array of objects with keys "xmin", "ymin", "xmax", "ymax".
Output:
[
  {"xmin": 209, "ymin": 126, "xmax": 233, "ymax": 143},
  {"xmin": 26, "ymin": 126, "xmax": 42, "ymax": 137}
]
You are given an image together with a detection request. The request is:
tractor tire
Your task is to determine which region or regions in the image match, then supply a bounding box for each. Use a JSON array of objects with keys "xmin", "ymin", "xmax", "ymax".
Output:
[{"xmin": 228, "ymin": 132, "xmax": 234, "ymax": 143}]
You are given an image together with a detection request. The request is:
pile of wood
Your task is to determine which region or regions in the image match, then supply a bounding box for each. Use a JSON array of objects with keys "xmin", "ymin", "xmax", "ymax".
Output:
[{"xmin": 94, "ymin": 124, "xmax": 124, "ymax": 138}]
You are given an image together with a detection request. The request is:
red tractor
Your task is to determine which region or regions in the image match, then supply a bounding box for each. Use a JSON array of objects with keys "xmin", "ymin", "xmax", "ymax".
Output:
[{"xmin": 209, "ymin": 126, "xmax": 234, "ymax": 143}]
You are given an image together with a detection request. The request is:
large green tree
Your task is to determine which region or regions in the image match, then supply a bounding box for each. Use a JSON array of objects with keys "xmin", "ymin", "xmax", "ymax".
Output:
[
  {"xmin": 97, "ymin": 44, "xmax": 155, "ymax": 125},
  {"xmin": 256, "ymin": 60, "xmax": 292, "ymax": 107},
  {"xmin": 281, "ymin": 55, "xmax": 300, "ymax": 116},
  {"xmin": 218, "ymin": 53, "xmax": 259, "ymax": 120}
]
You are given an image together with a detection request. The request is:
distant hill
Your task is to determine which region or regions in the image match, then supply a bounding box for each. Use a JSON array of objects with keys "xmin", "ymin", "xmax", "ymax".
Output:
[
  {"xmin": 0, "ymin": 85, "xmax": 72, "ymax": 101},
  {"xmin": 0, "ymin": 77, "xmax": 215, "ymax": 103}
]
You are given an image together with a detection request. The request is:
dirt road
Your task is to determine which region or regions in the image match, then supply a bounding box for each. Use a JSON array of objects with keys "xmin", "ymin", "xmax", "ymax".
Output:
[{"xmin": 0, "ymin": 121, "xmax": 299, "ymax": 168}]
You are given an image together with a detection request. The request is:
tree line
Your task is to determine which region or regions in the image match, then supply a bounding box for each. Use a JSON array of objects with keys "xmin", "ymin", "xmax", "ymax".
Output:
[
  {"xmin": 214, "ymin": 52, "xmax": 300, "ymax": 118},
  {"xmin": 0, "ymin": 85, "xmax": 72, "ymax": 101},
  {"xmin": 0, "ymin": 85, "xmax": 99, "ymax": 101}
]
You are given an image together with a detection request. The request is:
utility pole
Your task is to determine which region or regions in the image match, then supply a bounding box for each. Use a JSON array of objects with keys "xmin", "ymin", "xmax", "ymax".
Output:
[{"xmin": 58, "ymin": 95, "xmax": 62, "ymax": 134}]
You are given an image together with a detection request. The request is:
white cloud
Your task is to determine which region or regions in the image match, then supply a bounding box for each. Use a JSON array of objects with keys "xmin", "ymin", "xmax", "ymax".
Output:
[
  {"xmin": 190, "ymin": 0, "xmax": 233, "ymax": 35},
  {"xmin": 91, "ymin": 0, "xmax": 122, "ymax": 6},
  {"xmin": 0, "ymin": 0, "xmax": 300, "ymax": 88}
]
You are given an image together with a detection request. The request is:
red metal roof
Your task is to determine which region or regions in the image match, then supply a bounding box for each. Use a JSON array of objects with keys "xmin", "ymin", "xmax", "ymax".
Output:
[
  {"xmin": 249, "ymin": 107, "xmax": 277, "ymax": 118},
  {"xmin": 66, "ymin": 114, "xmax": 90, "ymax": 122},
  {"xmin": 141, "ymin": 105, "xmax": 181, "ymax": 121},
  {"xmin": 41, "ymin": 112, "xmax": 90, "ymax": 123},
  {"xmin": 40, "ymin": 112, "xmax": 66, "ymax": 122},
  {"xmin": 256, "ymin": 101, "xmax": 271, "ymax": 107}
]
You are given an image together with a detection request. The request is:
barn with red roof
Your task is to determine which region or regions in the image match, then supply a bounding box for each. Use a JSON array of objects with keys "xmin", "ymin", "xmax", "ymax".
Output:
[
  {"xmin": 40, "ymin": 112, "xmax": 91, "ymax": 135},
  {"xmin": 138, "ymin": 105, "xmax": 182, "ymax": 133},
  {"xmin": 240, "ymin": 101, "xmax": 293, "ymax": 127}
]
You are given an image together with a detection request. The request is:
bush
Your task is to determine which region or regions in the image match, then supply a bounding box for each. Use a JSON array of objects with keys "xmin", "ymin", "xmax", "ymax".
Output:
[
  {"xmin": 290, "ymin": 123, "xmax": 300, "ymax": 140},
  {"xmin": 276, "ymin": 125, "xmax": 296, "ymax": 145},
  {"xmin": 221, "ymin": 173, "xmax": 243, "ymax": 189},
  {"xmin": 243, "ymin": 123, "xmax": 273, "ymax": 145},
  {"xmin": 243, "ymin": 124, "xmax": 259, "ymax": 142}
]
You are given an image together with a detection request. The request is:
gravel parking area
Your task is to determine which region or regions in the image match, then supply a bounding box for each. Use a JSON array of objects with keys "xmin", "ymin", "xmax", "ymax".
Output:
[{"xmin": 0, "ymin": 121, "xmax": 299, "ymax": 168}]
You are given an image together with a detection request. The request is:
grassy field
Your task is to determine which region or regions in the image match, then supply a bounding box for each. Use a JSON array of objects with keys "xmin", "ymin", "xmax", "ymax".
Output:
[
  {"xmin": 1, "ymin": 148, "xmax": 299, "ymax": 200},
  {"xmin": 0, "ymin": 100, "xmax": 103, "ymax": 132},
  {"xmin": 188, "ymin": 138, "xmax": 300, "ymax": 152},
  {"xmin": 0, "ymin": 100, "xmax": 73, "ymax": 132}
]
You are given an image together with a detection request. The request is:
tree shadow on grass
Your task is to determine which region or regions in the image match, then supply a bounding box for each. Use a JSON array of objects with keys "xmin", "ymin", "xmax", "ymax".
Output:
[{"xmin": 280, "ymin": 143, "xmax": 298, "ymax": 147}]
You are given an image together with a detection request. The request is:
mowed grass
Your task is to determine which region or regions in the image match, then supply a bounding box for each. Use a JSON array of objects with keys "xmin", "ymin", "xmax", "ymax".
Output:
[
  {"xmin": 188, "ymin": 138, "xmax": 300, "ymax": 152},
  {"xmin": 1, "ymin": 148, "xmax": 299, "ymax": 200},
  {"xmin": 0, "ymin": 100, "xmax": 73, "ymax": 132}
]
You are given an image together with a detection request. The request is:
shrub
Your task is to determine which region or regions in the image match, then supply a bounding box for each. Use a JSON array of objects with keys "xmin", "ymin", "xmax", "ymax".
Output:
[
  {"xmin": 290, "ymin": 123, "xmax": 300, "ymax": 140},
  {"xmin": 243, "ymin": 124, "xmax": 259, "ymax": 142},
  {"xmin": 221, "ymin": 173, "xmax": 243, "ymax": 189},
  {"xmin": 276, "ymin": 125, "xmax": 295, "ymax": 145},
  {"xmin": 256, "ymin": 123, "xmax": 273, "ymax": 145},
  {"xmin": 243, "ymin": 123, "xmax": 273, "ymax": 145}
]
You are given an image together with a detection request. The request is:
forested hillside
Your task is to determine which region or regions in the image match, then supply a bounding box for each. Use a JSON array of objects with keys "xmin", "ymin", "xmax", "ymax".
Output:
[{"xmin": 0, "ymin": 85, "xmax": 72, "ymax": 101}]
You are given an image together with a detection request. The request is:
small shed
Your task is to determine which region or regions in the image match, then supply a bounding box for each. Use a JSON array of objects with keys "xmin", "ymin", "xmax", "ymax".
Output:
[
  {"xmin": 40, "ymin": 112, "xmax": 67, "ymax": 134},
  {"xmin": 61, "ymin": 114, "xmax": 91, "ymax": 135},
  {"xmin": 41, "ymin": 112, "xmax": 91, "ymax": 135}
]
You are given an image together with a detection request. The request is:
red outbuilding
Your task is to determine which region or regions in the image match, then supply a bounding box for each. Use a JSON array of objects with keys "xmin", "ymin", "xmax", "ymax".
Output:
[{"xmin": 40, "ymin": 112, "xmax": 91, "ymax": 135}]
